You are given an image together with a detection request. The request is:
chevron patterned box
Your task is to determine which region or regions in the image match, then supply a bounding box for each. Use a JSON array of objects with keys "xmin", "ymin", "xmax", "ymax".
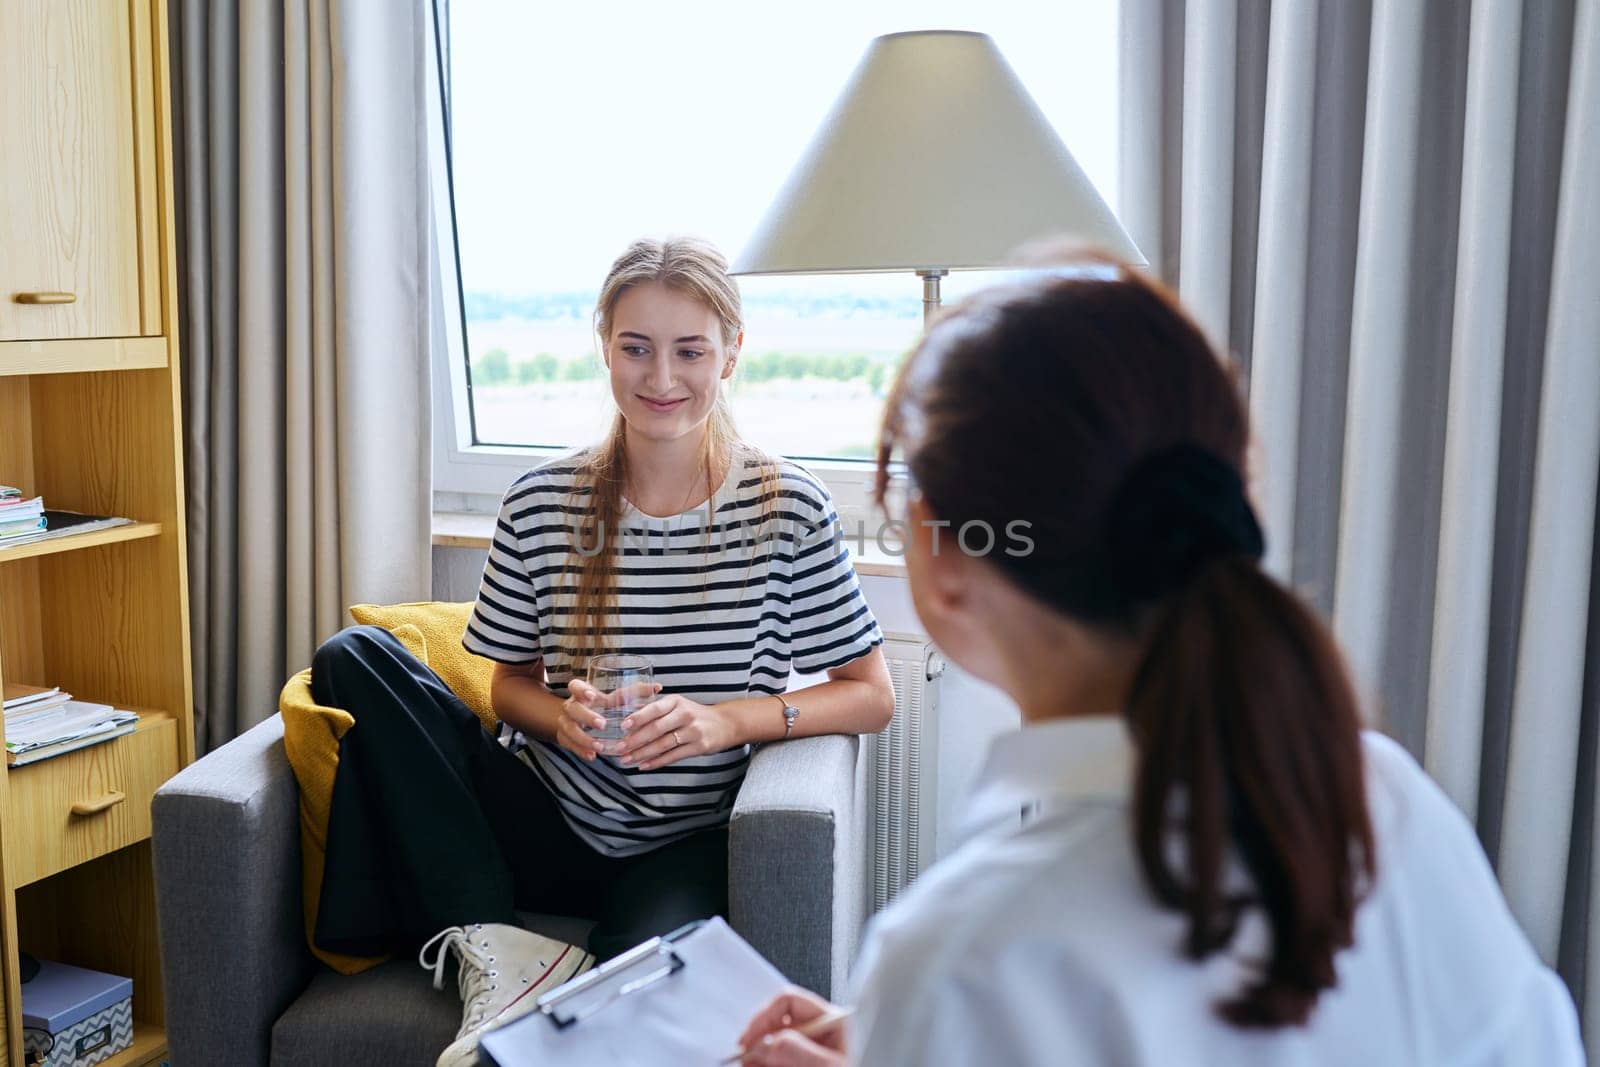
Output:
[{"xmin": 20, "ymin": 961, "xmax": 133, "ymax": 1067}]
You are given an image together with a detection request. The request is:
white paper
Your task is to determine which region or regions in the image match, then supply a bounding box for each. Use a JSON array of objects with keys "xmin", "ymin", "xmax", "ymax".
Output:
[
  {"xmin": 3, "ymin": 686, "xmax": 63, "ymax": 711},
  {"xmin": 5, "ymin": 702, "xmax": 137, "ymax": 752},
  {"xmin": 480, "ymin": 917, "xmax": 791, "ymax": 1066}
]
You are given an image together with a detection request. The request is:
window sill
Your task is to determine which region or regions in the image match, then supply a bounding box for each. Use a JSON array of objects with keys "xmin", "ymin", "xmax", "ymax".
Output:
[{"xmin": 430, "ymin": 511, "xmax": 910, "ymax": 579}]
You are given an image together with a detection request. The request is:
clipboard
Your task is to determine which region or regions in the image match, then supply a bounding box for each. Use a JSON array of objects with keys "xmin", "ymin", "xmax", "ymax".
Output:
[{"xmin": 478, "ymin": 916, "xmax": 791, "ymax": 1066}]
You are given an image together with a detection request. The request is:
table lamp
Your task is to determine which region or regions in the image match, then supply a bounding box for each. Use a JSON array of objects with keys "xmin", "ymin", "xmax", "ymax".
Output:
[{"xmin": 732, "ymin": 29, "xmax": 1143, "ymax": 327}]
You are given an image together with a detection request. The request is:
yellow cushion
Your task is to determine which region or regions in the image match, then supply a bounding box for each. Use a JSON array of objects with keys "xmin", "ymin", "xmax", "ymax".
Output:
[
  {"xmin": 281, "ymin": 601, "xmax": 500, "ymax": 974},
  {"xmin": 279, "ymin": 668, "xmax": 380, "ymax": 974},
  {"xmin": 349, "ymin": 601, "xmax": 498, "ymax": 732}
]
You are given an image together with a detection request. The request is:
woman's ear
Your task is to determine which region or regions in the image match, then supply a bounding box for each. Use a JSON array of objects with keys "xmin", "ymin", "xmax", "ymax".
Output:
[
  {"xmin": 721, "ymin": 331, "xmax": 743, "ymax": 379},
  {"xmin": 908, "ymin": 495, "xmax": 969, "ymax": 613}
]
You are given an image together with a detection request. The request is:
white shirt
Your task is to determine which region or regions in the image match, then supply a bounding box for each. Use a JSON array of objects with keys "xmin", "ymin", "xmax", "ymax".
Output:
[{"xmin": 849, "ymin": 717, "xmax": 1584, "ymax": 1066}]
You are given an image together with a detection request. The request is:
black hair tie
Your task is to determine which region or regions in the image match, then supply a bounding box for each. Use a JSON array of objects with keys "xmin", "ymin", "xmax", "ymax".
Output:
[{"xmin": 1104, "ymin": 443, "xmax": 1265, "ymax": 602}]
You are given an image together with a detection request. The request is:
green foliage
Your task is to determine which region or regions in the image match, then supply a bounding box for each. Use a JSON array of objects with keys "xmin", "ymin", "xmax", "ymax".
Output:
[
  {"xmin": 832, "ymin": 441, "xmax": 877, "ymax": 458},
  {"xmin": 515, "ymin": 352, "xmax": 561, "ymax": 384},
  {"xmin": 562, "ymin": 352, "xmax": 603, "ymax": 381},
  {"xmin": 779, "ymin": 352, "xmax": 812, "ymax": 380},
  {"xmin": 463, "ymin": 289, "xmax": 921, "ymax": 324},
  {"xmin": 737, "ymin": 352, "xmax": 780, "ymax": 383},
  {"xmin": 474, "ymin": 346, "xmax": 905, "ymax": 392},
  {"xmin": 472, "ymin": 347, "xmax": 511, "ymax": 386},
  {"xmin": 825, "ymin": 353, "xmax": 869, "ymax": 381},
  {"xmin": 734, "ymin": 350, "xmax": 897, "ymax": 387}
]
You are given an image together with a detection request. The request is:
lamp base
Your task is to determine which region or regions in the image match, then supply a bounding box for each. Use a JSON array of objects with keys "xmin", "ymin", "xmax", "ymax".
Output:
[{"xmin": 917, "ymin": 269, "xmax": 948, "ymax": 329}]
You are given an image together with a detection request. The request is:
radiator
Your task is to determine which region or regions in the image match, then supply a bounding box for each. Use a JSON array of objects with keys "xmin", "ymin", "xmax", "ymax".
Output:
[{"xmin": 870, "ymin": 632, "xmax": 946, "ymax": 912}]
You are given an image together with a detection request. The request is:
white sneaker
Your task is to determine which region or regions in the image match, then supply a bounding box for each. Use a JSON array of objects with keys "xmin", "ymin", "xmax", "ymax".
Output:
[{"xmin": 420, "ymin": 922, "xmax": 595, "ymax": 1067}]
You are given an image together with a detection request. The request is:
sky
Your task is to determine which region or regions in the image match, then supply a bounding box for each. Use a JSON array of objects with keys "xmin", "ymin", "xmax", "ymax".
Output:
[{"xmin": 445, "ymin": 0, "xmax": 1122, "ymax": 297}]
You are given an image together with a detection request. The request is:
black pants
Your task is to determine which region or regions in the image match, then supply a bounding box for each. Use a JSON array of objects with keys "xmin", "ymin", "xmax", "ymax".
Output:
[{"xmin": 309, "ymin": 625, "xmax": 728, "ymax": 962}]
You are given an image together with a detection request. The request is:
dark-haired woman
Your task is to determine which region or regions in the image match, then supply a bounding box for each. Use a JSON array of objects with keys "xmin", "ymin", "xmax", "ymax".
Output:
[{"xmin": 737, "ymin": 262, "xmax": 1584, "ymax": 1065}]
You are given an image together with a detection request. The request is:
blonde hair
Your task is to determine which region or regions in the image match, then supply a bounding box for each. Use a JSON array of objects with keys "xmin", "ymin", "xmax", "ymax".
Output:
[{"xmin": 568, "ymin": 237, "xmax": 780, "ymax": 667}]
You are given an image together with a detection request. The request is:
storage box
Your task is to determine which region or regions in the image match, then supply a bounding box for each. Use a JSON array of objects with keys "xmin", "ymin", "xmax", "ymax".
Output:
[{"xmin": 20, "ymin": 961, "xmax": 133, "ymax": 1067}]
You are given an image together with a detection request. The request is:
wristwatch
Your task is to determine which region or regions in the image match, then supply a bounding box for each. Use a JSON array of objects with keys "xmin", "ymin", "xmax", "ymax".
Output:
[{"xmin": 776, "ymin": 696, "xmax": 800, "ymax": 739}]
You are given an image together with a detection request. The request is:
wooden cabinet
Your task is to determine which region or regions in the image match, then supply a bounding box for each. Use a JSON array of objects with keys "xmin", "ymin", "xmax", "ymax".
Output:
[
  {"xmin": 0, "ymin": 1, "xmax": 192, "ymax": 1064},
  {"xmin": 4, "ymin": 714, "xmax": 178, "ymax": 890},
  {"xmin": 0, "ymin": 0, "xmax": 158, "ymax": 343}
]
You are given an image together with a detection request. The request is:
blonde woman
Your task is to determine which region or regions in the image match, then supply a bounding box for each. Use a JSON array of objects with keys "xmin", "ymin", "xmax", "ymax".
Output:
[{"xmin": 309, "ymin": 237, "xmax": 894, "ymax": 1066}]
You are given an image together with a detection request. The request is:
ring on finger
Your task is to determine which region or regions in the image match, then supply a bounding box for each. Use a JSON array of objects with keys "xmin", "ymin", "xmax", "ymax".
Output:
[{"xmin": 673, "ymin": 729, "xmax": 683, "ymax": 746}]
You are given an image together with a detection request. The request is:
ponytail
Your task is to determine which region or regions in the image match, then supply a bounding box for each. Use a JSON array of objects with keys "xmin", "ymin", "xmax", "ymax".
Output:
[
  {"xmin": 872, "ymin": 260, "xmax": 1380, "ymax": 1029},
  {"xmin": 1126, "ymin": 556, "xmax": 1375, "ymax": 1027}
]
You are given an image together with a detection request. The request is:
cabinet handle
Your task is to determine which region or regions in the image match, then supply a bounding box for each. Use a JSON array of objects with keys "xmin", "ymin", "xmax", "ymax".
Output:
[
  {"xmin": 13, "ymin": 291, "xmax": 77, "ymax": 305},
  {"xmin": 70, "ymin": 790, "xmax": 125, "ymax": 816}
]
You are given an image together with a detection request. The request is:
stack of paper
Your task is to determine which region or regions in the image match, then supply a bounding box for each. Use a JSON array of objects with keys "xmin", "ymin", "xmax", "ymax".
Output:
[
  {"xmin": 0, "ymin": 487, "xmax": 46, "ymax": 542},
  {"xmin": 3, "ymin": 685, "xmax": 139, "ymax": 766},
  {"xmin": 0, "ymin": 507, "xmax": 133, "ymax": 551},
  {"xmin": 3, "ymin": 685, "xmax": 69, "ymax": 725}
]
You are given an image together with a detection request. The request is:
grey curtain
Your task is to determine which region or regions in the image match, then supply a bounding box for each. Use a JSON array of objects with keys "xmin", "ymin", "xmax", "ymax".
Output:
[
  {"xmin": 1122, "ymin": 0, "xmax": 1600, "ymax": 1037},
  {"xmin": 172, "ymin": 0, "xmax": 433, "ymax": 752}
]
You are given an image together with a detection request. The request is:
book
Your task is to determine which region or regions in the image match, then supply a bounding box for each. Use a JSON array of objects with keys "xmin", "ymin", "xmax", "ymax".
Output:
[
  {"xmin": 0, "ymin": 495, "xmax": 44, "ymax": 522},
  {"xmin": 0, "ymin": 516, "xmax": 46, "ymax": 539},
  {"xmin": 0, "ymin": 511, "xmax": 133, "ymax": 550},
  {"xmin": 7, "ymin": 722, "xmax": 137, "ymax": 767}
]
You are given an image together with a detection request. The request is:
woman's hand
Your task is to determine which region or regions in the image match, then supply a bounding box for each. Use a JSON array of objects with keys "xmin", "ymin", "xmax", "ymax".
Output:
[
  {"xmin": 558, "ymin": 678, "xmax": 657, "ymax": 761},
  {"xmin": 554, "ymin": 678, "xmax": 608, "ymax": 760},
  {"xmin": 612, "ymin": 691, "xmax": 741, "ymax": 770},
  {"xmin": 738, "ymin": 988, "xmax": 849, "ymax": 1067}
]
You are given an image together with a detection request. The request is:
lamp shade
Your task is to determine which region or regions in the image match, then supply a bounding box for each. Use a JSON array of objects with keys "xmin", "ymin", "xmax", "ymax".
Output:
[{"xmin": 733, "ymin": 30, "xmax": 1143, "ymax": 275}]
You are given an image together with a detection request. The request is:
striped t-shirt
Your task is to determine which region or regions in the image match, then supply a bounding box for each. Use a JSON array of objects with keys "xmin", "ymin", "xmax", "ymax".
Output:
[{"xmin": 462, "ymin": 448, "xmax": 884, "ymax": 857}]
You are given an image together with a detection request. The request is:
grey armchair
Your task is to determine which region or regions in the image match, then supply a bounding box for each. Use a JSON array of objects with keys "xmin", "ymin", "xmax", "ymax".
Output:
[{"xmin": 151, "ymin": 714, "xmax": 868, "ymax": 1066}]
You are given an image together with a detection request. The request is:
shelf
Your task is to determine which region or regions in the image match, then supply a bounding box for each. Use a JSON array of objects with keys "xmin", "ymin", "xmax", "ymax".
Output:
[
  {"xmin": 432, "ymin": 510, "xmax": 495, "ymax": 549},
  {"xmin": 5, "ymin": 707, "xmax": 176, "ymax": 776},
  {"xmin": 0, "ymin": 521, "xmax": 162, "ymax": 564},
  {"xmin": 0, "ymin": 337, "xmax": 167, "ymax": 377},
  {"xmin": 102, "ymin": 1022, "xmax": 167, "ymax": 1067},
  {"xmin": 20, "ymin": 1020, "xmax": 166, "ymax": 1066}
]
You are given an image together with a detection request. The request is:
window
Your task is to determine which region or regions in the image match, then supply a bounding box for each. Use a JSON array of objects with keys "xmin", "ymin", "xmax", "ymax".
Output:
[{"xmin": 429, "ymin": 1, "xmax": 1120, "ymax": 506}]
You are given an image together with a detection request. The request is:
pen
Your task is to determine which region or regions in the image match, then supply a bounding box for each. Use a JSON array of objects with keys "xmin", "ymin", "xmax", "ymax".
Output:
[{"xmin": 720, "ymin": 1005, "xmax": 855, "ymax": 1065}]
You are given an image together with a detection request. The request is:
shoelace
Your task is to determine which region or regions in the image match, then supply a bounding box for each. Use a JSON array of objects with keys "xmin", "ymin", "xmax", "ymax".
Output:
[{"xmin": 418, "ymin": 925, "xmax": 501, "ymax": 1030}]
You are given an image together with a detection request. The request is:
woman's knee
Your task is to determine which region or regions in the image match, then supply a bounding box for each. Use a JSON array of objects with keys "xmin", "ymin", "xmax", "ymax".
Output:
[
  {"xmin": 589, "ymin": 900, "xmax": 720, "ymax": 962},
  {"xmin": 311, "ymin": 624, "xmax": 402, "ymax": 686},
  {"xmin": 588, "ymin": 850, "xmax": 728, "ymax": 959}
]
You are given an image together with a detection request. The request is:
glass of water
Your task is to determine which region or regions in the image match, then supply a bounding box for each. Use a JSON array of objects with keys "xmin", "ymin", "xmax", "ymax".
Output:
[{"xmin": 585, "ymin": 654, "xmax": 654, "ymax": 754}]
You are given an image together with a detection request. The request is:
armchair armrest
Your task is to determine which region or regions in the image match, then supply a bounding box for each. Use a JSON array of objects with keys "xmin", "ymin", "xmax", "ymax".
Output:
[
  {"xmin": 729, "ymin": 733, "xmax": 868, "ymax": 999},
  {"xmin": 152, "ymin": 714, "xmax": 316, "ymax": 1067}
]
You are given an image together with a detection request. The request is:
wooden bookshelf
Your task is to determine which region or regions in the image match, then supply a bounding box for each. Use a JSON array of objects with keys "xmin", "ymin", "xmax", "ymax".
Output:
[
  {"xmin": 0, "ymin": 339, "xmax": 167, "ymax": 379},
  {"xmin": 0, "ymin": 1, "xmax": 192, "ymax": 1062},
  {"xmin": 104, "ymin": 1022, "xmax": 167, "ymax": 1067},
  {"xmin": 0, "ymin": 522, "xmax": 162, "ymax": 566}
]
